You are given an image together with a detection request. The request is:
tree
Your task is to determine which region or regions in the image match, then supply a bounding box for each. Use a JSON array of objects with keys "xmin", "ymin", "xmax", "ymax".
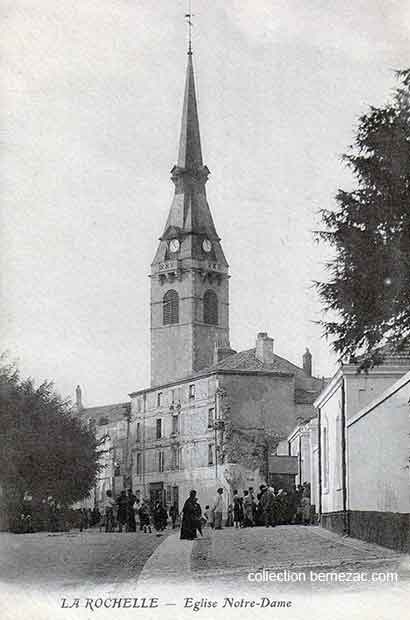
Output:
[
  {"xmin": 0, "ymin": 357, "xmax": 103, "ymax": 522},
  {"xmin": 315, "ymin": 69, "xmax": 410, "ymax": 367}
]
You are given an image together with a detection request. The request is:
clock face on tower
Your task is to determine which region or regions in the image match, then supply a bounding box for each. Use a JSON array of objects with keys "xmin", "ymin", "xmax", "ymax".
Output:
[
  {"xmin": 202, "ymin": 239, "xmax": 212, "ymax": 253},
  {"xmin": 169, "ymin": 239, "xmax": 180, "ymax": 253}
]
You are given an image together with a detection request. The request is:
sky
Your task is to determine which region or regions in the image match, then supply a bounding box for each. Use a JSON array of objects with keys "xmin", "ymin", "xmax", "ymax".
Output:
[{"xmin": 1, "ymin": 1, "xmax": 409, "ymax": 407}]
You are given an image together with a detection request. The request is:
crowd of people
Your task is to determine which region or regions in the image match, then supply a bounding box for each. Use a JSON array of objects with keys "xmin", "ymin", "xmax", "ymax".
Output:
[
  {"xmin": 179, "ymin": 483, "xmax": 314, "ymax": 540},
  {"xmin": 230, "ymin": 483, "xmax": 314, "ymax": 528},
  {"xmin": 15, "ymin": 492, "xmax": 74, "ymax": 533},
  {"xmin": 98, "ymin": 489, "xmax": 178, "ymax": 534},
  {"xmin": 15, "ymin": 482, "xmax": 313, "ymax": 536}
]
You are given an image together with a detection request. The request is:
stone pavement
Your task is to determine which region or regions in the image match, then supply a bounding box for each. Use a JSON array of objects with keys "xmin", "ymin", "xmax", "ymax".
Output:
[
  {"xmin": 134, "ymin": 524, "xmax": 410, "ymax": 620},
  {"xmin": 138, "ymin": 524, "xmax": 408, "ymax": 590},
  {"xmin": 0, "ymin": 528, "xmax": 169, "ymax": 589},
  {"xmin": 1, "ymin": 525, "xmax": 409, "ymax": 620}
]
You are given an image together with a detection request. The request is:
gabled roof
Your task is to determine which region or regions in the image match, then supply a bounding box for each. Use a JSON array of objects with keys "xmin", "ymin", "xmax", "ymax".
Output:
[
  {"xmin": 130, "ymin": 349, "xmax": 324, "ymax": 396},
  {"xmin": 207, "ymin": 348, "xmax": 295, "ymax": 374},
  {"xmin": 198, "ymin": 348, "xmax": 323, "ymax": 389}
]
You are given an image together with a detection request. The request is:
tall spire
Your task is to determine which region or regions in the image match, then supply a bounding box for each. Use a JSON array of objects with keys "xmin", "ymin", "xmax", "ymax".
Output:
[
  {"xmin": 149, "ymin": 13, "xmax": 231, "ymax": 386},
  {"xmin": 177, "ymin": 52, "xmax": 203, "ymax": 171}
]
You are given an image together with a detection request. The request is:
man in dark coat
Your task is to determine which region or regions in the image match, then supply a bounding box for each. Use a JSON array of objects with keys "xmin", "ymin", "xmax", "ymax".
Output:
[
  {"xmin": 180, "ymin": 490, "xmax": 199, "ymax": 540},
  {"xmin": 127, "ymin": 489, "xmax": 137, "ymax": 532},
  {"xmin": 169, "ymin": 503, "xmax": 179, "ymax": 529},
  {"xmin": 116, "ymin": 490, "xmax": 128, "ymax": 532},
  {"xmin": 259, "ymin": 485, "xmax": 275, "ymax": 527}
]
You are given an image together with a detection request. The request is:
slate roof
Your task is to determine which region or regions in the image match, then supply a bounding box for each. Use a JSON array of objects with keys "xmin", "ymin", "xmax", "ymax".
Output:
[
  {"xmin": 294, "ymin": 388, "xmax": 321, "ymax": 405},
  {"xmin": 204, "ymin": 347, "xmax": 318, "ymax": 379},
  {"xmin": 131, "ymin": 349, "xmax": 325, "ymax": 398},
  {"xmin": 78, "ymin": 402, "xmax": 130, "ymax": 425},
  {"xmin": 354, "ymin": 340, "xmax": 410, "ymax": 367},
  {"xmin": 375, "ymin": 341, "xmax": 410, "ymax": 365}
]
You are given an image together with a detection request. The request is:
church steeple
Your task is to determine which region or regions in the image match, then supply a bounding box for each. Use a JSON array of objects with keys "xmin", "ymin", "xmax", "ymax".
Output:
[
  {"xmin": 149, "ymin": 43, "xmax": 231, "ymax": 387},
  {"xmin": 177, "ymin": 53, "xmax": 203, "ymax": 172},
  {"xmin": 153, "ymin": 50, "xmax": 225, "ymax": 265}
]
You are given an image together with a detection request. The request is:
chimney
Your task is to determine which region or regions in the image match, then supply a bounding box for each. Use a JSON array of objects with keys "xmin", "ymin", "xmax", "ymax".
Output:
[
  {"xmin": 303, "ymin": 348, "xmax": 312, "ymax": 376},
  {"xmin": 255, "ymin": 332, "xmax": 274, "ymax": 365},
  {"xmin": 75, "ymin": 385, "xmax": 83, "ymax": 411},
  {"xmin": 213, "ymin": 340, "xmax": 237, "ymax": 364}
]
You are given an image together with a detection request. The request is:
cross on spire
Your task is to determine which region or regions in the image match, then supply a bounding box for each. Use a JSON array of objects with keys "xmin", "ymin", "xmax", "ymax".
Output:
[{"xmin": 185, "ymin": 1, "xmax": 194, "ymax": 55}]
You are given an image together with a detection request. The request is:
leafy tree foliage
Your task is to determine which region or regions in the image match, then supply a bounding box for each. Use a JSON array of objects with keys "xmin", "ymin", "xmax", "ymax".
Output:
[
  {"xmin": 316, "ymin": 70, "xmax": 410, "ymax": 366},
  {"xmin": 0, "ymin": 358, "xmax": 102, "ymax": 518}
]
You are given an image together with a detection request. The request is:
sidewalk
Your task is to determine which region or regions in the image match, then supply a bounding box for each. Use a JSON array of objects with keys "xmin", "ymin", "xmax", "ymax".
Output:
[
  {"xmin": 136, "ymin": 524, "xmax": 407, "ymax": 588},
  {"xmin": 192, "ymin": 525, "xmax": 402, "ymax": 578}
]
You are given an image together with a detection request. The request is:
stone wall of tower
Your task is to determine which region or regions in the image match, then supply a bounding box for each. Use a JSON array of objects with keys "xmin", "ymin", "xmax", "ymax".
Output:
[
  {"xmin": 192, "ymin": 272, "xmax": 229, "ymax": 372},
  {"xmin": 151, "ymin": 269, "xmax": 194, "ymax": 386},
  {"xmin": 150, "ymin": 267, "xmax": 230, "ymax": 386}
]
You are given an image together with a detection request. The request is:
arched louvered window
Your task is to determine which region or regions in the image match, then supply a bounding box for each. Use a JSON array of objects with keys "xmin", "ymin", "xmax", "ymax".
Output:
[
  {"xmin": 203, "ymin": 290, "xmax": 218, "ymax": 325},
  {"xmin": 163, "ymin": 289, "xmax": 179, "ymax": 325}
]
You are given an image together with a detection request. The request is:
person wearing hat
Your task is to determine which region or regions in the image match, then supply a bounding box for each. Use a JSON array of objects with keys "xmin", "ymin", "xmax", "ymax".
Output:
[
  {"xmin": 211, "ymin": 487, "xmax": 224, "ymax": 530},
  {"xmin": 180, "ymin": 490, "xmax": 199, "ymax": 540}
]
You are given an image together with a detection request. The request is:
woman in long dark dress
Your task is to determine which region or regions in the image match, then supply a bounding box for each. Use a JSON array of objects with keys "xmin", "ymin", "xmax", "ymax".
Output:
[{"xmin": 180, "ymin": 490, "xmax": 198, "ymax": 540}]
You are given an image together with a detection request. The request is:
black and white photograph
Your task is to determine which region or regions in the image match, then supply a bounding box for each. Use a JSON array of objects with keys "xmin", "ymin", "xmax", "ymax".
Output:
[{"xmin": 1, "ymin": 1, "xmax": 410, "ymax": 619}]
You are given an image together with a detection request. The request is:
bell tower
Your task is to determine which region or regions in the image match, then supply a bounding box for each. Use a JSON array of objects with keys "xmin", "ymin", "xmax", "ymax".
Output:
[{"xmin": 150, "ymin": 43, "xmax": 232, "ymax": 387}]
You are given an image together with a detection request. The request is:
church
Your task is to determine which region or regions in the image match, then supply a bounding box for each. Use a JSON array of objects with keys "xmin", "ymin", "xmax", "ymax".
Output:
[{"xmin": 77, "ymin": 42, "xmax": 324, "ymax": 512}]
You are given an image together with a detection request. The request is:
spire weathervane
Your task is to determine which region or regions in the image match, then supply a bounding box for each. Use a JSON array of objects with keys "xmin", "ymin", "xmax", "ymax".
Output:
[{"xmin": 185, "ymin": 1, "xmax": 194, "ymax": 55}]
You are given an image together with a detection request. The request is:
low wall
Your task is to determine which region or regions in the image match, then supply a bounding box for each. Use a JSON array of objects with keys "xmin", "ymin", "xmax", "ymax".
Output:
[
  {"xmin": 321, "ymin": 509, "xmax": 410, "ymax": 552},
  {"xmin": 320, "ymin": 511, "xmax": 345, "ymax": 535},
  {"xmin": 348, "ymin": 510, "xmax": 410, "ymax": 553}
]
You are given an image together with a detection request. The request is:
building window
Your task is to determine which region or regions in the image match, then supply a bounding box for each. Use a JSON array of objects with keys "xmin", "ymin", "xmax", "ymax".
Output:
[
  {"xmin": 208, "ymin": 444, "xmax": 214, "ymax": 466},
  {"xmin": 157, "ymin": 392, "xmax": 163, "ymax": 407},
  {"xmin": 117, "ymin": 422, "xmax": 127, "ymax": 440},
  {"xmin": 189, "ymin": 384, "xmax": 195, "ymax": 399},
  {"xmin": 136, "ymin": 453, "xmax": 142, "ymax": 475},
  {"xmin": 171, "ymin": 446, "xmax": 179, "ymax": 470},
  {"xmin": 358, "ymin": 388, "xmax": 367, "ymax": 406},
  {"xmin": 136, "ymin": 422, "xmax": 141, "ymax": 442},
  {"xmin": 335, "ymin": 416, "xmax": 342, "ymax": 490},
  {"xmin": 158, "ymin": 451, "xmax": 165, "ymax": 473},
  {"xmin": 203, "ymin": 290, "xmax": 218, "ymax": 325},
  {"xmin": 170, "ymin": 388, "xmax": 175, "ymax": 403},
  {"xmin": 208, "ymin": 408, "xmax": 214, "ymax": 428},
  {"xmin": 163, "ymin": 289, "xmax": 179, "ymax": 325},
  {"xmin": 156, "ymin": 419, "xmax": 162, "ymax": 440},
  {"xmin": 166, "ymin": 485, "xmax": 172, "ymax": 504},
  {"xmin": 322, "ymin": 426, "xmax": 329, "ymax": 490},
  {"xmin": 172, "ymin": 413, "xmax": 179, "ymax": 434},
  {"xmin": 137, "ymin": 398, "xmax": 142, "ymax": 413}
]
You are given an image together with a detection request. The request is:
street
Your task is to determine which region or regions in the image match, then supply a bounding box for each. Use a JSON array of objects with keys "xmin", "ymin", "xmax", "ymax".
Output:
[{"xmin": 1, "ymin": 525, "xmax": 409, "ymax": 620}]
